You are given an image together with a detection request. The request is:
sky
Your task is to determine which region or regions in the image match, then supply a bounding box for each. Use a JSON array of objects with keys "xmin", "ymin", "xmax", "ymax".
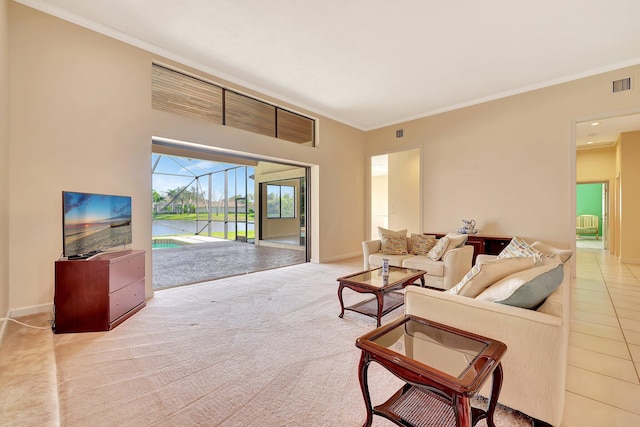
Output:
[
  {"xmin": 152, "ymin": 154, "xmax": 253, "ymax": 199},
  {"xmin": 64, "ymin": 192, "xmax": 131, "ymax": 225}
]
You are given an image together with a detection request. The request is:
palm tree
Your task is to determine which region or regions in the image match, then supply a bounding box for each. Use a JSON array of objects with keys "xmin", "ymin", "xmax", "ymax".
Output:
[
  {"xmin": 152, "ymin": 190, "xmax": 165, "ymax": 215},
  {"xmin": 164, "ymin": 187, "xmax": 184, "ymax": 214}
]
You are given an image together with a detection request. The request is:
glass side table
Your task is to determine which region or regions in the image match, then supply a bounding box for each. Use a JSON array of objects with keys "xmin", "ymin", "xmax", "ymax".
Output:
[{"xmin": 355, "ymin": 315, "xmax": 507, "ymax": 427}]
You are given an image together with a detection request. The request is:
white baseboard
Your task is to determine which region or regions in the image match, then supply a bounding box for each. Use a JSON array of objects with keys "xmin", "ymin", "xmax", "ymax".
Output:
[
  {"xmin": 320, "ymin": 252, "xmax": 361, "ymax": 263},
  {"xmin": 9, "ymin": 303, "xmax": 54, "ymax": 318},
  {"xmin": 258, "ymin": 240, "xmax": 305, "ymax": 251},
  {"xmin": 0, "ymin": 304, "xmax": 54, "ymax": 350},
  {"xmin": 621, "ymin": 257, "xmax": 640, "ymax": 265},
  {"xmin": 0, "ymin": 309, "xmax": 9, "ymax": 349}
]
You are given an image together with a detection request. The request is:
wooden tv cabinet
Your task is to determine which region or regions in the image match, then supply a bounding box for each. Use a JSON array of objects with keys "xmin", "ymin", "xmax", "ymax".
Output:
[{"xmin": 54, "ymin": 250, "xmax": 146, "ymax": 333}]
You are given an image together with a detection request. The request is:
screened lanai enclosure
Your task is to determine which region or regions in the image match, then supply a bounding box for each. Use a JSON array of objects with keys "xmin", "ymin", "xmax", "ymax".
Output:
[
  {"xmin": 152, "ymin": 154, "xmax": 256, "ymax": 242},
  {"xmin": 151, "ymin": 152, "xmax": 308, "ymax": 290}
]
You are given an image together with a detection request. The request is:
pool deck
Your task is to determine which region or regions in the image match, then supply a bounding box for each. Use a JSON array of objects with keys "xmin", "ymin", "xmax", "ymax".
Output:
[
  {"xmin": 153, "ymin": 235, "xmax": 227, "ymax": 245},
  {"xmin": 152, "ymin": 238, "xmax": 306, "ymax": 290}
]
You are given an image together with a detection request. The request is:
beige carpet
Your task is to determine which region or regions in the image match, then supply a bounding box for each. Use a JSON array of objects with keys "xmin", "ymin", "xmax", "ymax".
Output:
[
  {"xmin": 0, "ymin": 315, "xmax": 59, "ymax": 426},
  {"xmin": 4, "ymin": 258, "xmax": 534, "ymax": 426}
]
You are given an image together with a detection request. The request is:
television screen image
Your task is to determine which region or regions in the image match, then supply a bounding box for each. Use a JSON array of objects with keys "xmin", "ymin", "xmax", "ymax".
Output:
[{"xmin": 62, "ymin": 191, "xmax": 132, "ymax": 259}]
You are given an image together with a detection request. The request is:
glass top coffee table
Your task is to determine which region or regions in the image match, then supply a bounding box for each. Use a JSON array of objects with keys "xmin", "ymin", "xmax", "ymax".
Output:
[
  {"xmin": 337, "ymin": 266, "xmax": 426, "ymax": 327},
  {"xmin": 356, "ymin": 315, "xmax": 507, "ymax": 427}
]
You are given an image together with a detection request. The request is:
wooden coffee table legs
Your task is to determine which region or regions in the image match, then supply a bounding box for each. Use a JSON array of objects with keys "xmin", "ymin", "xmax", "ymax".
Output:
[
  {"xmin": 338, "ymin": 284, "xmax": 404, "ymax": 327},
  {"xmin": 338, "ymin": 283, "xmax": 346, "ymax": 319},
  {"xmin": 337, "ymin": 283, "xmax": 388, "ymax": 327},
  {"xmin": 337, "ymin": 268, "xmax": 426, "ymax": 327}
]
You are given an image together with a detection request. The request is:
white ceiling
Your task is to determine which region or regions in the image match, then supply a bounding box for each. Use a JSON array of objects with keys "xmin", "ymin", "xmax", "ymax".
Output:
[
  {"xmin": 576, "ymin": 113, "xmax": 640, "ymax": 149},
  {"xmin": 18, "ymin": 0, "xmax": 640, "ymax": 134}
]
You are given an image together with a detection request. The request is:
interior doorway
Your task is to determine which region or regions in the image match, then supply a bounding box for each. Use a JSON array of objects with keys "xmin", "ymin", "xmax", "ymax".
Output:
[
  {"xmin": 370, "ymin": 148, "xmax": 421, "ymax": 239},
  {"xmin": 575, "ymin": 112, "xmax": 640, "ymax": 257},
  {"xmin": 576, "ymin": 182, "xmax": 607, "ymax": 250}
]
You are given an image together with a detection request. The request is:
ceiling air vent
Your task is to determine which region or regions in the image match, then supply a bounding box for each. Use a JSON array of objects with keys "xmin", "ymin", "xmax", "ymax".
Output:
[{"xmin": 612, "ymin": 77, "xmax": 632, "ymax": 93}]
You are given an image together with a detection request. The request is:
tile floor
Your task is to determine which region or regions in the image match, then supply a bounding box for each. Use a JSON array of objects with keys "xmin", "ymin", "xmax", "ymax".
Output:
[{"xmin": 562, "ymin": 247, "xmax": 640, "ymax": 426}]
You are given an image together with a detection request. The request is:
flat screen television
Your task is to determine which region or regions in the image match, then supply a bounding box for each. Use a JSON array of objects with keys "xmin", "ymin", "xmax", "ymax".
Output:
[{"xmin": 62, "ymin": 191, "xmax": 132, "ymax": 259}]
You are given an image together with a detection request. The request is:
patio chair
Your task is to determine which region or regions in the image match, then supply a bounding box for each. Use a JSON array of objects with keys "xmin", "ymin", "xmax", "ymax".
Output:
[{"xmin": 576, "ymin": 214, "xmax": 599, "ymax": 239}]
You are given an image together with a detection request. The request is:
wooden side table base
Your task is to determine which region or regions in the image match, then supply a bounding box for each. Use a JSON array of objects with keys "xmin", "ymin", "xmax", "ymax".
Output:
[
  {"xmin": 386, "ymin": 385, "xmax": 457, "ymax": 426},
  {"xmin": 356, "ymin": 315, "xmax": 506, "ymax": 427}
]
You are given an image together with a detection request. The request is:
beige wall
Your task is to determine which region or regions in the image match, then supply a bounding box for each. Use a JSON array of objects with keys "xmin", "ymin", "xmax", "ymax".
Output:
[
  {"xmin": 9, "ymin": 3, "xmax": 153, "ymax": 310},
  {"xmin": 577, "ymin": 146, "xmax": 616, "ymax": 182},
  {"xmin": 620, "ymin": 131, "xmax": 640, "ymax": 263},
  {"xmin": 365, "ymin": 66, "xmax": 640, "ymax": 250},
  {"xmin": 370, "ymin": 174, "xmax": 388, "ymax": 238},
  {"xmin": 615, "ymin": 137, "xmax": 622, "ymax": 257},
  {"xmin": 388, "ymin": 148, "xmax": 421, "ymax": 233},
  {"xmin": 7, "ymin": 3, "xmax": 366, "ymax": 313},
  {"xmin": 1, "ymin": 0, "xmax": 9, "ymax": 322}
]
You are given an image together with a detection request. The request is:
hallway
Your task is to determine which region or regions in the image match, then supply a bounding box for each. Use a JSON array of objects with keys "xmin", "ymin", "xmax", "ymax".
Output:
[{"xmin": 563, "ymin": 247, "xmax": 640, "ymax": 425}]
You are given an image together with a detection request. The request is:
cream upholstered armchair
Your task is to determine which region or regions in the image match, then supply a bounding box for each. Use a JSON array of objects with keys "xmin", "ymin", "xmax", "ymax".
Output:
[{"xmin": 576, "ymin": 214, "xmax": 599, "ymax": 239}]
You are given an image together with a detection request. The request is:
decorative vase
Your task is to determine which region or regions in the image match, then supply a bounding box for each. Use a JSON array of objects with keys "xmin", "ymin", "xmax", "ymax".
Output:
[{"xmin": 382, "ymin": 258, "xmax": 390, "ymax": 276}]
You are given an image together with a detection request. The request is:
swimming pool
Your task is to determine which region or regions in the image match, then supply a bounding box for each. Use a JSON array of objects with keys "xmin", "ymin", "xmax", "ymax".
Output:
[{"xmin": 152, "ymin": 240, "xmax": 183, "ymax": 249}]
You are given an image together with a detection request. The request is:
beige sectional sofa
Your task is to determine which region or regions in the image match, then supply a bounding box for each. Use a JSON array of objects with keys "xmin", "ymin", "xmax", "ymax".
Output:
[
  {"xmin": 362, "ymin": 231, "xmax": 474, "ymax": 290},
  {"xmin": 404, "ymin": 239, "xmax": 572, "ymax": 426}
]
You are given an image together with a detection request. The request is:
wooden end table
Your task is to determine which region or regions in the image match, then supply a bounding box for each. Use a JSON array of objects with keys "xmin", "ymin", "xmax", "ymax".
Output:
[
  {"xmin": 337, "ymin": 267, "xmax": 426, "ymax": 327},
  {"xmin": 356, "ymin": 315, "xmax": 507, "ymax": 427}
]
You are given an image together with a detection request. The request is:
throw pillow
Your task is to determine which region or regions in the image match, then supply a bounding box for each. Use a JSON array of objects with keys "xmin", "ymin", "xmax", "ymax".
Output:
[
  {"xmin": 447, "ymin": 256, "xmax": 536, "ymax": 297},
  {"xmin": 537, "ymin": 252, "xmax": 562, "ymax": 266},
  {"xmin": 531, "ymin": 241, "xmax": 573, "ymax": 263},
  {"xmin": 442, "ymin": 232, "xmax": 469, "ymax": 256},
  {"xmin": 497, "ymin": 236, "xmax": 541, "ymax": 262},
  {"xmin": 427, "ymin": 237, "xmax": 450, "ymax": 261},
  {"xmin": 444, "ymin": 232, "xmax": 468, "ymax": 249},
  {"xmin": 410, "ymin": 233, "xmax": 436, "ymax": 255},
  {"xmin": 381, "ymin": 234, "xmax": 408, "ymax": 255},
  {"xmin": 377, "ymin": 227, "xmax": 407, "ymax": 240},
  {"xmin": 476, "ymin": 262, "xmax": 564, "ymax": 309}
]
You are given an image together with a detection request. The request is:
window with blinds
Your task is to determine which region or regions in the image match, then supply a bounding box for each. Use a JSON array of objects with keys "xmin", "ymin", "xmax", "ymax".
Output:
[{"xmin": 152, "ymin": 64, "xmax": 315, "ymax": 146}]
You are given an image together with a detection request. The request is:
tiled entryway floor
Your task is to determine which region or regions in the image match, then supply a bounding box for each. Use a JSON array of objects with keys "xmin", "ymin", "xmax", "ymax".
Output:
[{"xmin": 562, "ymin": 248, "xmax": 640, "ymax": 426}]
